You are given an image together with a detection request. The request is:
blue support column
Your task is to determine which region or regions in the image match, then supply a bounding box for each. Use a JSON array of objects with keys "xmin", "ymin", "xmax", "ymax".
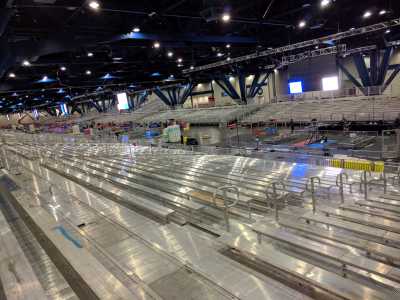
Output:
[
  {"xmin": 251, "ymin": 72, "xmax": 270, "ymax": 98},
  {"xmin": 377, "ymin": 47, "xmax": 393, "ymax": 85},
  {"xmin": 383, "ymin": 67, "xmax": 400, "ymax": 92},
  {"xmin": 353, "ymin": 54, "xmax": 371, "ymax": 87},
  {"xmin": 179, "ymin": 82, "xmax": 194, "ymax": 105},
  {"xmin": 238, "ymin": 73, "xmax": 247, "ymax": 104},
  {"xmin": 248, "ymin": 73, "xmax": 261, "ymax": 98},
  {"xmin": 213, "ymin": 76, "xmax": 242, "ymax": 104},
  {"xmin": 70, "ymin": 104, "xmax": 82, "ymax": 115},
  {"xmin": 90, "ymin": 100, "xmax": 102, "ymax": 112},
  {"xmin": 337, "ymin": 59, "xmax": 364, "ymax": 92},
  {"xmin": 370, "ymin": 51, "xmax": 378, "ymax": 86},
  {"xmin": 154, "ymin": 87, "xmax": 173, "ymax": 107}
]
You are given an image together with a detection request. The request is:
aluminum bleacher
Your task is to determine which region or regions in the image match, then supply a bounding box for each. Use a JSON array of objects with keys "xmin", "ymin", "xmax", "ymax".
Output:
[
  {"xmin": 242, "ymin": 95, "xmax": 400, "ymax": 124},
  {"xmin": 142, "ymin": 105, "xmax": 260, "ymax": 125}
]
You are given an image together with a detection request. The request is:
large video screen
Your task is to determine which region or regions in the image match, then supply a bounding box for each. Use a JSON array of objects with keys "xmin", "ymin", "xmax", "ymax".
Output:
[
  {"xmin": 322, "ymin": 76, "xmax": 339, "ymax": 91},
  {"xmin": 289, "ymin": 81, "xmax": 303, "ymax": 94},
  {"xmin": 117, "ymin": 92, "xmax": 129, "ymax": 110}
]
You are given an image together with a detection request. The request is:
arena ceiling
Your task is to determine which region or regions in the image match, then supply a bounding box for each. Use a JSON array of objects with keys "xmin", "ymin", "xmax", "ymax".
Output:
[{"xmin": 0, "ymin": 0, "xmax": 399, "ymax": 112}]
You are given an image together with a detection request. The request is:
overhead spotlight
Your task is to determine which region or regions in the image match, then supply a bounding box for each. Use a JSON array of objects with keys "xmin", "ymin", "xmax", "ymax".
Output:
[
  {"xmin": 8, "ymin": 73, "xmax": 15, "ymax": 78},
  {"xmin": 60, "ymin": 66, "xmax": 67, "ymax": 71},
  {"xmin": 226, "ymin": 44, "xmax": 231, "ymax": 48},
  {"xmin": 298, "ymin": 20, "xmax": 306, "ymax": 28},
  {"xmin": 321, "ymin": 0, "xmax": 330, "ymax": 8},
  {"xmin": 315, "ymin": 45, "xmax": 319, "ymax": 49},
  {"xmin": 86, "ymin": 70, "xmax": 92, "ymax": 75},
  {"xmin": 190, "ymin": 66, "xmax": 194, "ymax": 70},
  {"xmin": 385, "ymin": 29, "xmax": 391, "ymax": 34},
  {"xmin": 87, "ymin": 52, "xmax": 94, "ymax": 57},
  {"xmin": 89, "ymin": 1, "xmax": 100, "ymax": 10},
  {"xmin": 22, "ymin": 60, "xmax": 31, "ymax": 67},
  {"xmin": 363, "ymin": 11, "xmax": 372, "ymax": 19},
  {"xmin": 167, "ymin": 51, "xmax": 174, "ymax": 57},
  {"xmin": 132, "ymin": 27, "xmax": 140, "ymax": 32},
  {"xmin": 177, "ymin": 58, "xmax": 183, "ymax": 63},
  {"xmin": 177, "ymin": 64, "xmax": 183, "ymax": 67},
  {"xmin": 153, "ymin": 41, "xmax": 160, "ymax": 49},
  {"xmin": 217, "ymin": 52, "xmax": 223, "ymax": 57},
  {"xmin": 221, "ymin": 13, "xmax": 231, "ymax": 22},
  {"xmin": 227, "ymin": 57, "xmax": 231, "ymax": 61},
  {"xmin": 42, "ymin": 75, "xmax": 48, "ymax": 81},
  {"xmin": 379, "ymin": 10, "xmax": 387, "ymax": 15}
]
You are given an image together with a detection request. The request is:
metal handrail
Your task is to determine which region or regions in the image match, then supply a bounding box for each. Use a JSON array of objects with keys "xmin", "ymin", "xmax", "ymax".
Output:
[
  {"xmin": 265, "ymin": 181, "xmax": 288, "ymax": 221},
  {"xmin": 309, "ymin": 176, "xmax": 321, "ymax": 214},
  {"xmin": 336, "ymin": 172, "xmax": 349, "ymax": 204},
  {"xmin": 212, "ymin": 185, "xmax": 240, "ymax": 232}
]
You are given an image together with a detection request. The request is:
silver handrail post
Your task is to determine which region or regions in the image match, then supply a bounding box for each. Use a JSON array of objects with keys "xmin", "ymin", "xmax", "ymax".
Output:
[
  {"xmin": 382, "ymin": 169, "xmax": 387, "ymax": 194},
  {"xmin": 212, "ymin": 185, "xmax": 240, "ymax": 232},
  {"xmin": 310, "ymin": 176, "xmax": 321, "ymax": 214},
  {"xmin": 361, "ymin": 170, "xmax": 369, "ymax": 200},
  {"xmin": 336, "ymin": 172, "xmax": 348, "ymax": 204},
  {"xmin": 265, "ymin": 181, "xmax": 286, "ymax": 222}
]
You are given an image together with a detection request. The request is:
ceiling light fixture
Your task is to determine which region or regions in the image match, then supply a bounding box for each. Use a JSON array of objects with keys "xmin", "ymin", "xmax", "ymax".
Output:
[
  {"xmin": 190, "ymin": 66, "xmax": 194, "ymax": 70},
  {"xmin": 177, "ymin": 58, "xmax": 183, "ymax": 63},
  {"xmin": 86, "ymin": 70, "xmax": 92, "ymax": 75},
  {"xmin": 227, "ymin": 57, "xmax": 231, "ymax": 61},
  {"xmin": 385, "ymin": 29, "xmax": 391, "ymax": 34},
  {"xmin": 87, "ymin": 52, "xmax": 94, "ymax": 57},
  {"xmin": 321, "ymin": 0, "xmax": 330, "ymax": 8},
  {"xmin": 133, "ymin": 27, "xmax": 140, "ymax": 32},
  {"xmin": 22, "ymin": 60, "xmax": 31, "ymax": 67},
  {"xmin": 167, "ymin": 51, "xmax": 173, "ymax": 57},
  {"xmin": 221, "ymin": 13, "xmax": 231, "ymax": 22},
  {"xmin": 379, "ymin": 10, "xmax": 387, "ymax": 15},
  {"xmin": 217, "ymin": 52, "xmax": 223, "ymax": 57},
  {"xmin": 298, "ymin": 20, "xmax": 306, "ymax": 28},
  {"xmin": 89, "ymin": 1, "xmax": 100, "ymax": 10},
  {"xmin": 363, "ymin": 11, "xmax": 372, "ymax": 19},
  {"xmin": 42, "ymin": 76, "xmax": 48, "ymax": 81},
  {"xmin": 8, "ymin": 73, "xmax": 15, "ymax": 78},
  {"xmin": 226, "ymin": 44, "xmax": 231, "ymax": 48},
  {"xmin": 60, "ymin": 66, "xmax": 67, "ymax": 71},
  {"xmin": 153, "ymin": 41, "xmax": 160, "ymax": 49}
]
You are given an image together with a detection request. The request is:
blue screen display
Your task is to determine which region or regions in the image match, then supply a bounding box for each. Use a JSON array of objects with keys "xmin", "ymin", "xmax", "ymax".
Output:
[{"xmin": 289, "ymin": 81, "xmax": 303, "ymax": 94}]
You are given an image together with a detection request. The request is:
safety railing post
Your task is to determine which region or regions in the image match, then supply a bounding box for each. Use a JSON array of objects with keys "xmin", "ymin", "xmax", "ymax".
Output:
[
  {"xmin": 310, "ymin": 177, "xmax": 321, "ymax": 214},
  {"xmin": 362, "ymin": 171, "xmax": 369, "ymax": 200},
  {"xmin": 212, "ymin": 185, "xmax": 240, "ymax": 232},
  {"xmin": 336, "ymin": 172, "xmax": 348, "ymax": 204},
  {"xmin": 383, "ymin": 169, "xmax": 387, "ymax": 194}
]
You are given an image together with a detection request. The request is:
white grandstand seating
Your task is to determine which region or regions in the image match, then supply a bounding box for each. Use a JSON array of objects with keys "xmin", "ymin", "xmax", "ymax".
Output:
[
  {"xmin": 242, "ymin": 96, "xmax": 400, "ymax": 123},
  {"xmin": 141, "ymin": 105, "xmax": 260, "ymax": 124}
]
